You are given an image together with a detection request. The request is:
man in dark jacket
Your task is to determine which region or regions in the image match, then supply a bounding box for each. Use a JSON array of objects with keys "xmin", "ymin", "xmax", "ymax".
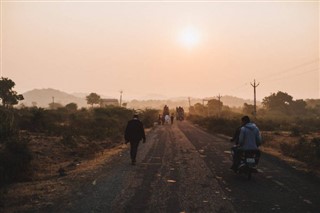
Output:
[
  {"xmin": 230, "ymin": 115, "xmax": 261, "ymax": 171},
  {"xmin": 125, "ymin": 114, "xmax": 146, "ymax": 165}
]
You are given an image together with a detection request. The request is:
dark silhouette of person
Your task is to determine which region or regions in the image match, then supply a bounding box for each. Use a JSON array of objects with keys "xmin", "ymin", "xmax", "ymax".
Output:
[
  {"xmin": 124, "ymin": 114, "xmax": 146, "ymax": 165},
  {"xmin": 170, "ymin": 114, "xmax": 174, "ymax": 124},
  {"xmin": 230, "ymin": 125, "xmax": 243, "ymax": 170},
  {"xmin": 230, "ymin": 115, "xmax": 261, "ymax": 171}
]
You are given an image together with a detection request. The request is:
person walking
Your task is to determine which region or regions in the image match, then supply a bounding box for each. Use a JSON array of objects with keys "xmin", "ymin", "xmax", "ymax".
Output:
[
  {"xmin": 170, "ymin": 113, "xmax": 174, "ymax": 124},
  {"xmin": 124, "ymin": 114, "xmax": 146, "ymax": 165}
]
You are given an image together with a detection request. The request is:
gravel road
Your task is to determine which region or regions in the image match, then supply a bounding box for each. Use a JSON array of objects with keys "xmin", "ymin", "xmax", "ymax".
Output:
[{"xmin": 43, "ymin": 121, "xmax": 320, "ymax": 213}]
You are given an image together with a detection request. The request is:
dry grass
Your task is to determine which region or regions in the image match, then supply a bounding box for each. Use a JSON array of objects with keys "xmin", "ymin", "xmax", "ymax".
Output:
[
  {"xmin": 261, "ymin": 131, "xmax": 320, "ymax": 176},
  {"xmin": 0, "ymin": 133, "xmax": 127, "ymax": 213}
]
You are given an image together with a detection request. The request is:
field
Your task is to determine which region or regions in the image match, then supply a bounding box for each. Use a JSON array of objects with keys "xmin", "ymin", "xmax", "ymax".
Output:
[
  {"xmin": 1, "ymin": 134, "xmax": 127, "ymax": 212},
  {"xmin": 261, "ymin": 131, "xmax": 320, "ymax": 175}
]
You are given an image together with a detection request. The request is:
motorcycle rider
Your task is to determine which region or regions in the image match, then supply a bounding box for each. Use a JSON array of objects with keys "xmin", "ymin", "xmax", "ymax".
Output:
[{"xmin": 231, "ymin": 115, "xmax": 261, "ymax": 171}]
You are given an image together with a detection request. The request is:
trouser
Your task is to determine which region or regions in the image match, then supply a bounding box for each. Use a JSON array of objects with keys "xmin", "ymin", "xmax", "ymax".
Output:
[
  {"xmin": 130, "ymin": 141, "xmax": 140, "ymax": 161},
  {"xmin": 231, "ymin": 147, "xmax": 243, "ymax": 168}
]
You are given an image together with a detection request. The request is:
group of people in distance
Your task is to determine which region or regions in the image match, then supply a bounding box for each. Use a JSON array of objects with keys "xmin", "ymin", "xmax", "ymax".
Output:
[
  {"xmin": 124, "ymin": 110, "xmax": 261, "ymax": 168},
  {"xmin": 176, "ymin": 106, "xmax": 185, "ymax": 121},
  {"xmin": 157, "ymin": 105, "xmax": 182, "ymax": 125}
]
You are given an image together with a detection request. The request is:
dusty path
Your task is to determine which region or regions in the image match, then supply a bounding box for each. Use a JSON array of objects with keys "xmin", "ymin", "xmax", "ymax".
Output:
[{"xmin": 41, "ymin": 121, "xmax": 320, "ymax": 212}]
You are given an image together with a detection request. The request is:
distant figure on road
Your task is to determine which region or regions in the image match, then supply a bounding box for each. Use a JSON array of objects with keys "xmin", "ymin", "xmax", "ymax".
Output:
[
  {"xmin": 170, "ymin": 114, "xmax": 174, "ymax": 124},
  {"xmin": 124, "ymin": 114, "xmax": 146, "ymax": 165},
  {"xmin": 230, "ymin": 115, "xmax": 261, "ymax": 171},
  {"xmin": 158, "ymin": 114, "xmax": 162, "ymax": 125},
  {"xmin": 164, "ymin": 114, "xmax": 170, "ymax": 124}
]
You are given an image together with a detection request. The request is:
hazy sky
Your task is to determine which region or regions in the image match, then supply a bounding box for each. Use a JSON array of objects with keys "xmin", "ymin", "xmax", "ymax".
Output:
[{"xmin": 1, "ymin": 0, "xmax": 319, "ymax": 100}]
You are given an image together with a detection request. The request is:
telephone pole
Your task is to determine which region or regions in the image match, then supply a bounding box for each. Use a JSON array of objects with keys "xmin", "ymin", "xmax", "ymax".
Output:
[
  {"xmin": 188, "ymin": 97, "xmax": 191, "ymax": 108},
  {"xmin": 217, "ymin": 94, "xmax": 222, "ymax": 117},
  {"xmin": 119, "ymin": 90, "xmax": 123, "ymax": 107},
  {"xmin": 52, "ymin": 96, "xmax": 55, "ymax": 110},
  {"xmin": 250, "ymin": 79, "xmax": 260, "ymax": 117}
]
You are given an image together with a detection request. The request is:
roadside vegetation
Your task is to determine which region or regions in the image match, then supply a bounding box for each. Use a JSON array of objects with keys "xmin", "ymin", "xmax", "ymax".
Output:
[
  {"xmin": 1, "ymin": 76, "xmax": 320, "ymax": 189},
  {"xmin": 0, "ymin": 77, "xmax": 159, "ymax": 188},
  {"xmin": 188, "ymin": 91, "xmax": 320, "ymax": 168}
]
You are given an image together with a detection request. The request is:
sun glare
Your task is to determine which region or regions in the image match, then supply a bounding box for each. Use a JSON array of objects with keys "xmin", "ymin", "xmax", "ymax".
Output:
[{"xmin": 179, "ymin": 27, "xmax": 200, "ymax": 48}]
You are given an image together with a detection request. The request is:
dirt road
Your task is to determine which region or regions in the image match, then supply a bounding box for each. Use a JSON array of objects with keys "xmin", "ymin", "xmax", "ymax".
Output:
[{"xmin": 44, "ymin": 121, "xmax": 320, "ymax": 213}]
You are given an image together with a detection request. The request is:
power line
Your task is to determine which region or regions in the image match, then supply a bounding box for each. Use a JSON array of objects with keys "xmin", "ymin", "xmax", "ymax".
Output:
[
  {"xmin": 225, "ymin": 59, "xmax": 319, "ymax": 95},
  {"xmin": 259, "ymin": 58, "xmax": 319, "ymax": 82},
  {"xmin": 263, "ymin": 67, "xmax": 319, "ymax": 83}
]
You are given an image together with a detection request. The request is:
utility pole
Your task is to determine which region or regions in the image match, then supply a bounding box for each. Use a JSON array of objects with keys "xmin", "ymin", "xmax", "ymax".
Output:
[
  {"xmin": 217, "ymin": 94, "xmax": 222, "ymax": 117},
  {"xmin": 119, "ymin": 90, "xmax": 123, "ymax": 107},
  {"xmin": 188, "ymin": 97, "xmax": 191, "ymax": 108},
  {"xmin": 250, "ymin": 79, "xmax": 260, "ymax": 117},
  {"xmin": 52, "ymin": 96, "xmax": 55, "ymax": 110}
]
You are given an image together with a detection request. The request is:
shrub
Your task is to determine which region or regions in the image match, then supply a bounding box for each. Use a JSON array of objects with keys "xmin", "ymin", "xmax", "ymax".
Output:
[
  {"xmin": 0, "ymin": 136, "xmax": 33, "ymax": 186},
  {"xmin": 0, "ymin": 107, "xmax": 17, "ymax": 141},
  {"xmin": 290, "ymin": 126, "xmax": 301, "ymax": 137},
  {"xmin": 311, "ymin": 137, "xmax": 320, "ymax": 159},
  {"xmin": 188, "ymin": 115, "xmax": 239, "ymax": 137},
  {"xmin": 140, "ymin": 108, "xmax": 159, "ymax": 128},
  {"xmin": 279, "ymin": 137, "xmax": 319, "ymax": 165},
  {"xmin": 260, "ymin": 132, "xmax": 274, "ymax": 145}
]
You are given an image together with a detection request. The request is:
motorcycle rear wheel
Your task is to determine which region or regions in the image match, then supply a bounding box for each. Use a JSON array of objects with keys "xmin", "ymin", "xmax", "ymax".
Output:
[{"xmin": 248, "ymin": 171, "xmax": 252, "ymax": 180}]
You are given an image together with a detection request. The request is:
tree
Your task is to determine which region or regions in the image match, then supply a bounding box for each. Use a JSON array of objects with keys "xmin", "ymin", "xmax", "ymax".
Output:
[
  {"xmin": 0, "ymin": 77, "xmax": 24, "ymax": 107},
  {"xmin": 243, "ymin": 103, "xmax": 255, "ymax": 115},
  {"xmin": 262, "ymin": 91, "xmax": 293, "ymax": 113},
  {"xmin": 207, "ymin": 99, "xmax": 223, "ymax": 116},
  {"xmin": 194, "ymin": 103, "xmax": 206, "ymax": 116},
  {"xmin": 86, "ymin": 93, "xmax": 101, "ymax": 108},
  {"xmin": 65, "ymin": 102, "xmax": 78, "ymax": 111},
  {"xmin": 262, "ymin": 91, "xmax": 308, "ymax": 115},
  {"xmin": 290, "ymin": 99, "xmax": 307, "ymax": 114}
]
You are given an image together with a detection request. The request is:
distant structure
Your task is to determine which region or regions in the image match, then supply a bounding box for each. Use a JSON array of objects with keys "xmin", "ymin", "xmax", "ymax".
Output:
[
  {"xmin": 119, "ymin": 90, "xmax": 123, "ymax": 107},
  {"xmin": 100, "ymin": 98, "xmax": 119, "ymax": 107}
]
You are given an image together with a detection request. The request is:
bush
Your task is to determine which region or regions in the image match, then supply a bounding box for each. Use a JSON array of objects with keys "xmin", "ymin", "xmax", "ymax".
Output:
[
  {"xmin": 290, "ymin": 126, "xmax": 301, "ymax": 137},
  {"xmin": 140, "ymin": 108, "xmax": 159, "ymax": 128},
  {"xmin": 260, "ymin": 132, "xmax": 274, "ymax": 146},
  {"xmin": 279, "ymin": 137, "xmax": 320, "ymax": 165},
  {"xmin": 0, "ymin": 136, "xmax": 33, "ymax": 186},
  {"xmin": 311, "ymin": 137, "xmax": 320, "ymax": 159},
  {"xmin": 0, "ymin": 107, "xmax": 17, "ymax": 141},
  {"xmin": 188, "ymin": 115, "xmax": 239, "ymax": 137},
  {"xmin": 206, "ymin": 117, "xmax": 239, "ymax": 136}
]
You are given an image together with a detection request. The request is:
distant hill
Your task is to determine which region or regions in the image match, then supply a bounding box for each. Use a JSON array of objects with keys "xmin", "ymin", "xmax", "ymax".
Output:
[
  {"xmin": 20, "ymin": 89, "xmax": 258, "ymax": 110},
  {"xmin": 22, "ymin": 88, "xmax": 87, "ymax": 108}
]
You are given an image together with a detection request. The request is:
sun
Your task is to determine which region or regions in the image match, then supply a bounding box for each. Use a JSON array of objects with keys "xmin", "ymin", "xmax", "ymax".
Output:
[{"xmin": 179, "ymin": 27, "xmax": 200, "ymax": 48}]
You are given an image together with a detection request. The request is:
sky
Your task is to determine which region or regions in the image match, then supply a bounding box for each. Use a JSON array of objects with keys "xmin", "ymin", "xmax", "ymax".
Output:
[{"xmin": 1, "ymin": 0, "xmax": 319, "ymax": 101}]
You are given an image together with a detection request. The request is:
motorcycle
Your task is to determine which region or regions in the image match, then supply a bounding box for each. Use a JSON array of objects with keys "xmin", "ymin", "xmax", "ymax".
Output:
[{"xmin": 231, "ymin": 148, "xmax": 260, "ymax": 180}]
